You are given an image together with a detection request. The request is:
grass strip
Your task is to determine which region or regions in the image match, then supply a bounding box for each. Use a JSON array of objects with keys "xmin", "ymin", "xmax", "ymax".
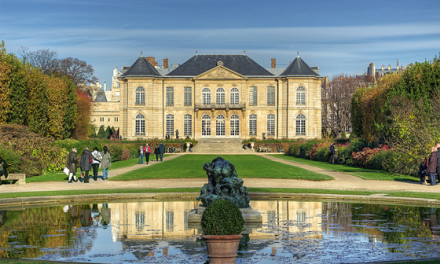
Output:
[
  {"xmin": 0, "ymin": 187, "xmax": 440, "ymax": 201},
  {"xmin": 273, "ymin": 155, "xmax": 417, "ymax": 182},
  {"xmin": 111, "ymin": 154, "xmax": 332, "ymax": 181}
]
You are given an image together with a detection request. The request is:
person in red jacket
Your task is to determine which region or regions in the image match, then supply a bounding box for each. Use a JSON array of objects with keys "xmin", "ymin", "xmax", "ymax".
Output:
[
  {"xmin": 144, "ymin": 143, "xmax": 151, "ymax": 164},
  {"xmin": 427, "ymin": 146, "xmax": 438, "ymax": 186}
]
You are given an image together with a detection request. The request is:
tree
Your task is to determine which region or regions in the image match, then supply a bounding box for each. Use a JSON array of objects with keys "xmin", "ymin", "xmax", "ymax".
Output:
[
  {"xmin": 62, "ymin": 77, "xmax": 77, "ymax": 138},
  {"xmin": 97, "ymin": 125, "xmax": 107, "ymax": 139},
  {"xmin": 322, "ymin": 75, "xmax": 373, "ymax": 137},
  {"xmin": 51, "ymin": 57, "xmax": 98, "ymax": 87},
  {"xmin": 18, "ymin": 47, "xmax": 57, "ymax": 74},
  {"xmin": 27, "ymin": 68, "xmax": 49, "ymax": 136},
  {"xmin": 0, "ymin": 41, "xmax": 12, "ymax": 123},
  {"xmin": 6, "ymin": 52, "xmax": 29, "ymax": 125},
  {"xmin": 72, "ymin": 90, "xmax": 91, "ymax": 139}
]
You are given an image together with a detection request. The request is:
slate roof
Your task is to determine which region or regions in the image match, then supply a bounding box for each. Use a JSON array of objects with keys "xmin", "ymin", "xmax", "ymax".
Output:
[
  {"xmin": 94, "ymin": 88, "xmax": 107, "ymax": 102},
  {"xmin": 120, "ymin": 57, "xmax": 161, "ymax": 77},
  {"xmin": 167, "ymin": 55, "xmax": 274, "ymax": 77},
  {"xmin": 280, "ymin": 56, "xmax": 320, "ymax": 77}
]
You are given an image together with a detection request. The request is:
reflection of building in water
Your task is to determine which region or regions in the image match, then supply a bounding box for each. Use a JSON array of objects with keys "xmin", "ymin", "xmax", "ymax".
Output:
[
  {"xmin": 110, "ymin": 201, "xmax": 200, "ymax": 241},
  {"xmin": 250, "ymin": 200, "xmax": 322, "ymax": 239}
]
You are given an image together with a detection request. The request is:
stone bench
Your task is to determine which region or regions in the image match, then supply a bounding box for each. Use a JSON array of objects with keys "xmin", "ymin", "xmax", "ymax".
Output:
[{"xmin": 1, "ymin": 173, "xmax": 26, "ymax": 184}]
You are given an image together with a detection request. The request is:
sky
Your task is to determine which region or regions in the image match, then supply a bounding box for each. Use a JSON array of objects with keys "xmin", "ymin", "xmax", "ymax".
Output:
[{"xmin": 1, "ymin": 0, "xmax": 439, "ymax": 87}]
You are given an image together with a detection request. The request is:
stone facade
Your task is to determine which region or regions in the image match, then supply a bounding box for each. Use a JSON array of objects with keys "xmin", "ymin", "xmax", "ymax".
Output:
[{"xmin": 92, "ymin": 54, "xmax": 323, "ymax": 140}]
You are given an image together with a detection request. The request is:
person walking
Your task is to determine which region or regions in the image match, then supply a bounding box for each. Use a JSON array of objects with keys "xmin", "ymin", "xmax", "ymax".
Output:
[
  {"xmin": 0, "ymin": 156, "xmax": 9, "ymax": 184},
  {"xmin": 91, "ymin": 147, "xmax": 102, "ymax": 181},
  {"xmin": 158, "ymin": 143, "xmax": 165, "ymax": 162},
  {"xmin": 329, "ymin": 143, "xmax": 336, "ymax": 164},
  {"xmin": 66, "ymin": 148, "xmax": 79, "ymax": 183},
  {"xmin": 436, "ymin": 143, "xmax": 440, "ymax": 183},
  {"xmin": 144, "ymin": 143, "xmax": 151, "ymax": 164},
  {"xmin": 154, "ymin": 146, "xmax": 160, "ymax": 161},
  {"xmin": 101, "ymin": 146, "xmax": 111, "ymax": 180},
  {"xmin": 80, "ymin": 147, "xmax": 93, "ymax": 183},
  {"xmin": 138, "ymin": 145, "xmax": 144, "ymax": 164},
  {"xmin": 427, "ymin": 146, "xmax": 438, "ymax": 186}
]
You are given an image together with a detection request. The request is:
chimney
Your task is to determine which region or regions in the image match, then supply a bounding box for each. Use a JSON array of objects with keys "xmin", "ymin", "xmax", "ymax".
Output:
[
  {"xmin": 146, "ymin": 56, "xmax": 157, "ymax": 66},
  {"xmin": 163, "ymin": 58, "xmax": 169, "ymax": 69},
  {"xmin": 271, "ymin": 58, "xmax": 276, "ymax": 68}
]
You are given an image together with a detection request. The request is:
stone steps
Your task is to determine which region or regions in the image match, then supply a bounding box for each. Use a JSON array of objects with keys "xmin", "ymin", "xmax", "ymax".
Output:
[{"xmin": 193, "ymin": 139, "xmax": 252, "ymax": 153}]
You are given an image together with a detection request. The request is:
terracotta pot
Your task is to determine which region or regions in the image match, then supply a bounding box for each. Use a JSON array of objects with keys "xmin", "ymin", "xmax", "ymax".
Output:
[{"xmin": 202, "ymin": 234, "xmax": 243, "ymax": 264}]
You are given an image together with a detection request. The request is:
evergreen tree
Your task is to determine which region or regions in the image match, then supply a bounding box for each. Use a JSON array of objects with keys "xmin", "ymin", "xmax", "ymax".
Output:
[
  {"xmin": 0, "ymin": 41, "xmax": 12, "ymax": 123},
  {"xmin": 6, "ymin": 53, "xmax": 29, "ymax": 125},
  {"xmin": 97, "ymin": 125, "xmax": 107, "ymax": 139},
  {"xmin": 27, "ymin": 68, "xmax": 49, "ymax": 136}
]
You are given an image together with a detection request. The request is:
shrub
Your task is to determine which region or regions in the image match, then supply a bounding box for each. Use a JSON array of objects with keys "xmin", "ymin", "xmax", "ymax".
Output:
[
  {"xmin": 109, "ymin": 144, "xmax": 123, "ymax": 162},
  {"xmin": 299, "ymin": 139, "xmax": 320, "ymax": 159},
  {"xmin": 287, "ymin": 141, "xmax": 304, "ymax": 156},
  {"xmin": 0, "ymin": 145, "xmax": 21, "ymax": 173},
  {"xmin": 337, "ymin": 139, "xmax": 368, "ymax": 165},
  {"xmin": 201, "ymin": 199, "xmax": 244, "ymax": 235},
  {"xmin": 316, "ymin": 146, "xmax": 330, "ymax": 162}
]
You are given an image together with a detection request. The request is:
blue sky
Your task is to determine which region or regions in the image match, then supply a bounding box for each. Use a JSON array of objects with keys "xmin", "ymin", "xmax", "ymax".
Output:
[{"xmin": 1, "ymin": 0, "xmax": 439, "ymax": 87}]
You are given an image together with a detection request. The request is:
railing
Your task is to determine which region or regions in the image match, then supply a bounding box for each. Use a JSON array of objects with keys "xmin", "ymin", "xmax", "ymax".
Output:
[{"xmin": 195, "ymin": 103, "xmax": 246, "ymax": 110}]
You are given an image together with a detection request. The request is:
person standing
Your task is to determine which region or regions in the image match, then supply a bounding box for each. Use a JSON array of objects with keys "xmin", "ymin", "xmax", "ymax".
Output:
[
  {"xmin": 419, "ymin": 158, "xmax": 428, "ymax": 184},
  {"xmin": 329, "ymin": 143, "xmax": 336, "ymax": 164},
  {"xmin": 66, "ymin": 148, "xmax": 79, "ymax": 183},
  {"xmin": 144, "ymin": 143, "xmax": 151, "ymax": 164},
  {"xmin": 427, "ymin": 146, "xmax": 438, "ymax": 186},
  {"xmin": 0, "ymin": 156, "xmax": 9, "ymax": 184},
  {"xmin": 101, "ymin": 146, "xmax": 111, "ymax": 180},
  {"xmin": 80, "ymin": 147, "xmax": 93, "ymax": 183},
  {"xmin": 158, "ymin": 143, "xmax": 165, "ymax": 162},
  {"xmin": 91, "ymin": 147, "xmax": 102, "ymax": 181},
  {"xmin": 436, "ymin": 143, "xmax": 440, "ymax": 183},
  {"xmin": 138, "ymin": 145, "xmax": 144, "ymax": 164},
  {"xmin": 154, "ymin": 146, "xmax": 160, "ymax": 161}
]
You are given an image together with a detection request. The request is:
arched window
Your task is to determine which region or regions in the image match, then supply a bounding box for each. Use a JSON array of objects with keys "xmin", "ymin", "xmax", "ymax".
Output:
[
  {"xmin": 135, "ymin": 114, "xmax": 145, "ymax": 135},
  {"xmin": 166, "ymin": 114, "xmax": 174, "ymax": 137},
  {"xmin": 202, "ymin": 115, "xmax": 211, "ymax": 136},
  {"xmin": 202, "ymin": 88, "xmax": 211, "ymax": 105},
  {"xmin": 267, "ymin": 114, "xmax": 275, "ymax": 136},
  {"xmin": 249, "ymin": 114, "xmax": 257, "ymax": 136},
  {"xmin": 230, "ymin": 88, "xmax": 239, "ymax": 105},
  {"xmin": 296, "ymin": 86, "xmax": 306, "ymax": 105},
  {"xmin": 216, "ymin": 88, "xmax": 225, "ymax": 105},
  {"xmin": 135, "ymin": 87, "xmax": 145, "ymax": 105},
  {"xmin": 184, "ymin": 114, "xmax": 192, "ymax": 136},
  {"xmin": 230, "ymin": 114, "xmax": 239, "ymax": 136},
  {"xmin": 296, "ymin": 114, "xmax": 306, "ymax": 136},
  {"xmin": 216, "ymin": 115, "xmax": 225, "ymax": 136}
]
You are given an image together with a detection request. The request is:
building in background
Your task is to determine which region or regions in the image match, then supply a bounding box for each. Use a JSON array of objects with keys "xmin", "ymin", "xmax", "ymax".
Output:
[{"xmin": 91, "ymin": 53, "xmax": 324, "ymax": 140}]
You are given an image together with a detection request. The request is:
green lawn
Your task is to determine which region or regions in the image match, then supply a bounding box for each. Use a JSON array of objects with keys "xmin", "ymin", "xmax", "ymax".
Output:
[
  {"xmin": 111, "ymin": 154, "xmax": 333, "ymax": 181},
  {"xmin": 274, "ymin": 155, "xmax": 418, "ymax": 182}
]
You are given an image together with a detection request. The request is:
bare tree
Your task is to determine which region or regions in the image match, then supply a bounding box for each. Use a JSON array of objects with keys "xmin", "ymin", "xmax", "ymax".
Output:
[
  {"xmin": 322, "ymin": 75, "xmax": 373, "ymax": 137},
  {"xmin": 19, "ymin": 47, "xmax": 57, "ymax": 74}
]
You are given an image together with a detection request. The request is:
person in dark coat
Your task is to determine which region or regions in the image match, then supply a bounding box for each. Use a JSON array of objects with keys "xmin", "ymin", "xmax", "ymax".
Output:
[
  {"xmin": 66, "ymin": 148, "xmax": 79, "ymax": 183},
  {"xmin": 0, "ymin": 156, "xmax": 9, "ymax": 185},
  {"xmin": 158, "ymin": 143, "xmax": 165, "ymax": 162},
  {"xmin": 436, "ymin": 143, "xmax": 440, "ymax": 183},
  {"xmin": 154, "ymin": 146, "xmax": 160, "ymax": 161},
  {"xmin": 419, "ymin": 158, "xmax": 428, "ymax": 184},
  {"xmin": 80, "ymin": 147, "xmax": 93, "ymax": 183},
  {"xmin": 329, "ymin": 143, "xmax": 336, "ymax": 164},
  {"xmin": 427, "ymin": 146, "xmax": 438, "ymax": 186}
]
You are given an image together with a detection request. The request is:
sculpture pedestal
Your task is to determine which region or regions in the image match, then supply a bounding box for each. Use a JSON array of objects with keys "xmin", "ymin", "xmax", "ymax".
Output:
[{"xmin": 188, "ymin": 206, "xmax": 262, "ymax": 224}]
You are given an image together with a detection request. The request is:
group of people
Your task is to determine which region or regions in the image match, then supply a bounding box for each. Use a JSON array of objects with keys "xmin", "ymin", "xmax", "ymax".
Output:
[
  {"xmin": 65, "ymin": 146, "xmax": 112, "ymax": 183},
  {"xmin": 420, "ymin": 143, "xmax": 440, "ymax": 186},
  {"xmin": 139, "ymin": 143, "xmax": 166, "ymax": 163}
]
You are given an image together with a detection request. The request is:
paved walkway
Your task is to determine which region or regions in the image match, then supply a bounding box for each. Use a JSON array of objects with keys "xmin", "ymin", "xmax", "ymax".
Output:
[{"xmin": 1, "ymin": 154, "xmax": 440, "ymax": 194}]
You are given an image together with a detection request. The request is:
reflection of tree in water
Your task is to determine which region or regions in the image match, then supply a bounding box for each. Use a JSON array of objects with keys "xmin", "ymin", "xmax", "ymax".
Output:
[
  {"xmin": 351, "ymin": 203, "xmax": 432, "ymax": 245},
  {"xmin": 0, "ymin": 204, "xmax": 99, "ymax": 259}
]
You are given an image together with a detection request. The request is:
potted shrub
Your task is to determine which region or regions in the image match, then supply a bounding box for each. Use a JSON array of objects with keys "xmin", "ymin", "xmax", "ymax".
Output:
[{"xmin": 201, "ymin": 199, "xmax": 244, "ymax": 264}]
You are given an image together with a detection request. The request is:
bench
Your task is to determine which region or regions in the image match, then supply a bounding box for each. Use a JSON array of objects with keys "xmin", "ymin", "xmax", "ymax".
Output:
[{"xmin": 1, "ymin": 173, "xmax": 26, "ymax": 185}]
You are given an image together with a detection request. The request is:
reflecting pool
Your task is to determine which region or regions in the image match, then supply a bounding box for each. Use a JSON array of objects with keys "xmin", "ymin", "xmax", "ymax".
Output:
[{"xmin": 0, "ymin": 200, "xmax": 440, "ymax": 263}]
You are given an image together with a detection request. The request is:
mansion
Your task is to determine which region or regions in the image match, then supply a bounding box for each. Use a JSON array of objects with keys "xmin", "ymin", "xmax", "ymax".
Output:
[{"xmin": 91, "ymin": 53, "xmax": 324, "ymax": 140}]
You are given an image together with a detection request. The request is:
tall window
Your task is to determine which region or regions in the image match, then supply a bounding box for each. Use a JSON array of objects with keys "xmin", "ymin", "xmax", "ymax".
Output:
[
  {"xmin": 249, "ymin": 86, "xmax": 257, "ymax": 106},
  {"xmin": 296, "ymin": 86, "xmax": 306, "ymax": 105},
  {"xmin": 184, "ymin": 87, "xmax": 192, "ymax": 106},
  {"xmin": 202, "ymin": 88, "xmax": 211, "ymax": 105},
  {"xmin": 135, "ymin": 211, "xmax": 145, "ymax": 232},
  {"xmin": 166, "ymin": 114, "xmax": 174, "ymax": 137},
  {"xmin": 135, "ymin": 114, "xmax": 145, "ymax": 136},
  {"xmin": 267, "ymin": 86, "xmax": 275, "ymax": 106},
  {"xmin": 267, "ymin": 114, "xmax": 275, "ymax": 136},
  {"xmin": 202, "ymin": 115, "xmax": 211, "ymax": 136},
  {"xmin": 230, "ymin": 88, "xmax": 239, "ymax": 105},
  {"xmin": 184, "ymin": 114, "xmax": 192, "ymax": 136},
  {"xmin": 216, "ymin": 88, "xmax": 225, "ymax": 105},
  {"xmin": 296, "ymin": 114, "xmax": 306, "ymax": 136},
  {"xmin": 216, "ymin": 115, "xmax": 225, "ymax": 136},
  {"xmin": 230, "ymin": 114, "xmax": 239, "ymax": 136},
  {"xmin": 166, "ymin": 87, "xmax": 174, "ymax": 106},
  {"xmin": 249, "ymin": 114, "xmax": 257, "ymax": 136},
  {"xmin": 135, "ymin": 87, "xmax": 145, "ymax": 105}
]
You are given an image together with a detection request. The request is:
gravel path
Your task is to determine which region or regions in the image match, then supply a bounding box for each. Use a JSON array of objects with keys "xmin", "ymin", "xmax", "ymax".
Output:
[{"xmin": 1, "ymin": 154, "xmax": 439, "ymax": 194}]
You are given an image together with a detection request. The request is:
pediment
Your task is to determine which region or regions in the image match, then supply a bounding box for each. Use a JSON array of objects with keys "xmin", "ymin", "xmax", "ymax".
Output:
[{"xmin": 195, "ymin": 66, "xmax": 245, "ymax": 80}]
